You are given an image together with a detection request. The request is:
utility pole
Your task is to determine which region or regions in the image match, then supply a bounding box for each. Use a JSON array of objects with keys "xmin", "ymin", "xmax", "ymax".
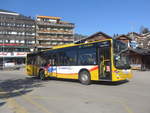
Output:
[
  {"xmin": 131, "ymin": 24, "xmax": 134, "ymax": 41},
  {"xmin": 2, "ymin": 39, "xmax": 4, "ymax": 70}
]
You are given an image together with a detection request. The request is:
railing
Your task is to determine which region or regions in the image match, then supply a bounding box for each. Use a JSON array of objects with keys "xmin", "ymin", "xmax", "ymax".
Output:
[
  {"xmin": 36, "ymin": 36, "xmax": 74, "ymax": 41},
  {"xmin": 37, "ymin": 30, "xmax": 73, "ymax": 35},
  {"xmin": 36, "ymin": 21, "xmax": 75, "ymax": 28},
  {"xmin": 36, "ymin": 44, "xmax": 53, "ymax": 48},
  {"xmin": 36, "ymin": 43, "xmax": 72, "ymax": 48},
  {"xmin": 0, "ymin": 34, "xmax": 35, "ymax": 39}
]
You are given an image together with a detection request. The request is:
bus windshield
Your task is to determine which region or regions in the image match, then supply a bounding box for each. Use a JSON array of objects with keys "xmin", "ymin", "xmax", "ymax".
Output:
[{"xmin": 113, "ymin": 40, "xmax": 131, "ymax": 69}]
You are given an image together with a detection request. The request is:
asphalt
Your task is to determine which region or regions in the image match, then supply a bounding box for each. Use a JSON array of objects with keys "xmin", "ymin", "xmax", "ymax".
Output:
[{"xmin": 0, "ymin": 70, "xmax": 150, "ymax": 113}]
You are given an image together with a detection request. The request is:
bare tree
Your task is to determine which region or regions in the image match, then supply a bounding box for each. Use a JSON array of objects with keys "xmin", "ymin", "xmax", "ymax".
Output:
[{"xmin": 140, "ymin": 26, "xmax": 149, "ymax": 34}]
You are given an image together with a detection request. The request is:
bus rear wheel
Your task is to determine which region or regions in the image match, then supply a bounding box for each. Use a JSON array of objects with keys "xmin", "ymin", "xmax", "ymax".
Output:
[
  {"xmin": 39, "ymin": 70, "xmax": 46, "ymax": 80},
  {"xmin": 79, "ymin": 70, "xmax": 91, "ymax": 85}
]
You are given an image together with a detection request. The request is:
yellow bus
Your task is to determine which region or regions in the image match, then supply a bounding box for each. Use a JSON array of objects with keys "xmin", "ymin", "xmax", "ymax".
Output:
[{"xmin": 26, "ymin": 39, "xmax": 132, "ymax": 85}]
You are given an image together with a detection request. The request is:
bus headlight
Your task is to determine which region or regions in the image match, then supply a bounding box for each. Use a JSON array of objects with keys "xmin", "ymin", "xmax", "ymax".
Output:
[
  {"xmin": 116, "ymin": 74, "xmax": 120, "ymax": 79},
  {"xmin": 116, "ymin": 74, "xmax": 120, "ymax": 77},
  {"xmin": 123, "ymin": 70, "xmax": 130, "ymax": 74}
]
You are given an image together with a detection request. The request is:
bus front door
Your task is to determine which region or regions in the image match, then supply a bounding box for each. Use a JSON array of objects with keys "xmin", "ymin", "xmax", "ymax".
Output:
[{"xmin": 99, "ymin": 46, "xmax": 111, "ymax": 80}]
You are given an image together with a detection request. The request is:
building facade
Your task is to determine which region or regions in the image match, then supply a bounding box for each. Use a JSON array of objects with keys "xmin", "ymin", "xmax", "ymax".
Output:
[
  {"xmin": 0, "ymin": 9, "xmax": 35, "ymax": 66},
  {"xmin": 36, "ymin": 16, "xmax": 75, "ymax": 50},
  {"xmin": 127, "ymin": 32, "xmax": 150, "ymax": 49},
  {"xmin": 116, "ymin": 34, "xmax": 150, "ymax": 70}
]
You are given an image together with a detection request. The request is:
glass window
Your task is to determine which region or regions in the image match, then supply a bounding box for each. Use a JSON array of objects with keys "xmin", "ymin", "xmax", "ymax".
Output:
[
  {"xmin": 0, "ymin": 48, "xmax": 2, "ymax": 52},
  {"xmin": 58, "ymin": 49, "xmax": 77, "ymax": 66},
  {"xmin": 47, "ymin": 53, "xmax": 58, "ymax": 66},
  {"xmin": 10, "ymin": 40, "xmax": 15, "ymax": 43},
  {"xmin": 59, "ymin": 52, "xmax": 65, "ymax": 66},
  {"xmin": 64, "ymin": 51, "xmax": 77, "ymax": 65},
  {"xmin": 113, "ymin": 40, "xmax": 127, "ymax": 54},
  {"xmin": 113, "ymin": 40, "xmax": 130, "ymax": 69},
  {"xmin": 78, "ymin": 47, "xmax": 97, "ymax": 65},
  {"xmin": 27, "ymin": 55, "xmax": 34, "ymax": 65},
  {"xmin": 100, "ymin": 46, "xmax": 111, "ymax": 60}
]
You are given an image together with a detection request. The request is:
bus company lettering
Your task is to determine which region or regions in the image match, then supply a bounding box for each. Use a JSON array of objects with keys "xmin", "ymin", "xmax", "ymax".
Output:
[{"xmin": 58, "ymin": 67, "xmax": 72, "ymax": 70}]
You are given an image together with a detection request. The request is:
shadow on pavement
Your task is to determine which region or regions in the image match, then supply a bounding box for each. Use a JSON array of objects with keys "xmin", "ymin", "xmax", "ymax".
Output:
[
  {"xmin": 48, "ymin": 77, "xmax": 129, "ymax": 86},
  {"xmin": 92, "ymin": 80, "xmax": 129, "ymax": 86},
  {"xmin": 0, "ymin": 102, "xmax": 5, "ymax": 107},
  {"xmin": 48, "ymin": 77, "xmax": 79, "ymax": 84},
  {"xmin": 0, "ymin": 77, "xmax": 45, "ymax": 100}
]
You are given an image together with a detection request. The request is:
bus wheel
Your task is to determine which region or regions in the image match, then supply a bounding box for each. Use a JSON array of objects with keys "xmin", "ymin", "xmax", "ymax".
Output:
[
  {"xmin": 79, "ymin": 70, "xmax": 91, "ymax": 85},
  {"xmin": 39, "ymin": 70, "xmax": 46, "ymax": 80}
]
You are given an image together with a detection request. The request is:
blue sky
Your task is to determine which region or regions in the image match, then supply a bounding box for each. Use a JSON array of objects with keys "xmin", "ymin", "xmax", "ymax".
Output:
[{"xmin": 1, "ymin": 0, "xmax": 150, "ymax": 36}]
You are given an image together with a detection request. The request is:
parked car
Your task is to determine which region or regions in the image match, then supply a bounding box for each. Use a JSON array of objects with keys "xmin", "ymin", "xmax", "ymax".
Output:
[{"xmin": 3, "ymin": 61, "xmax": 15, "ymax": 67}]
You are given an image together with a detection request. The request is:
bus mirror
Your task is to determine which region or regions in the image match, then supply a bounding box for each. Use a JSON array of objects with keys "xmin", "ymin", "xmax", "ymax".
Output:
[{"xmin": 115, "ymin": 55, "xmax": 120, "ymax": 60}]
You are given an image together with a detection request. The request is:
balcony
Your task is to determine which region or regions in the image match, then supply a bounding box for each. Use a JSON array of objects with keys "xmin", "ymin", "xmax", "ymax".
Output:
[
  {"xmin": 36, "ymin": 36, "xmax": 74, "ymax": 41},
  {"xmin": 37, "ymin": 30, "xmax": 73, "ymax": 35},
  {"xmin": 0, "ymin": 34, "xmax": 35, "ymax": 40},
  {"xmin": 36, "ymin": 21, "xmax": 74, "ymax": 28},
  {"xmin": 36, "ymin": 44, "xmax": 53, "ymax": 49},
  {"xmin": 36, "ymin": 43, "xmax": 72, "ymax": 49}
]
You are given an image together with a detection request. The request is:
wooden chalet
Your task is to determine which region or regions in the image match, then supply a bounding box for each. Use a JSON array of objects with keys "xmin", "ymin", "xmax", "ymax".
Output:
[
  {"xmin": 115, "ymin": 34, "xmax": 131, "ymax": 46},
  {"xmin": 115, "ymin": 34, "xmax": 150, "ymax": 70}
]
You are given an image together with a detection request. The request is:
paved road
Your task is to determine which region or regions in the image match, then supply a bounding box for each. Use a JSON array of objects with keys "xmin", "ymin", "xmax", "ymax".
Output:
[{"xmin": 0, "ymin": 70, "xmax": 150, "ymax": 113}]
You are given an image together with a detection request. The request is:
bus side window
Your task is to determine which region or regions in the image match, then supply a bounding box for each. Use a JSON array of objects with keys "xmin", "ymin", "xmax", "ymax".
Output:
[
  {"xmin": 58, "ymin": 50, "xmax": 77, "ymax": 66},
  {"xmin": 27, "ymin": 56, "xmax": 31, "ymax": 64},
  {"xmin": 79, "ymin": 53, "xmax": 96, "ymax": 65},
  {"xmin": 52, "ymin": 54, "xmax": 57, "ymax": 66},
  {"xmin": 78, "ymin": 47, "xmax": 97, "ymax": 65},
  {"xmin": 58, "ymin": 52, "xmax": 65, "ymax": 66},
  {"xmin": 47, "ymin": 54, "xmax": 58, "ymax": 66}
]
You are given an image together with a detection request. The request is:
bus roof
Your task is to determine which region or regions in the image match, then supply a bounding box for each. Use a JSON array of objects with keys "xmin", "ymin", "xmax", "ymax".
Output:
[
  {"xmin": 52, "ymin": 43, "xmax": 76, "ymax": 49},
  {"xmin": 52, "ymin": 38, "xmax": 112, "ymax": 50}
]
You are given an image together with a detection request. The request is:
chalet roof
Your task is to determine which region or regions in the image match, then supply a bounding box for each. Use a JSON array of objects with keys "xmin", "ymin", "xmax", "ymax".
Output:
[
  {"xmin": 0, "ymin": 9, "xmax": 17, "ymax": 13},
  {"xmin": 115, "ymin": 34, "xmax": 132, "ymax": 40},
  {"xmin": 74, "ymin": 31, "xmax": 112, "ymax": 44},
  {"xmin": 0, "ymin": 9, "xmax": 19, "ymax": 15},
  {"xmin": 127, "ymin": 32, "xmax": 141, "ymax": 36},
  {"xmin": 87, "ymin": 31, "xmax": 112, "ymax": 39},
  {"xmin": 129, "ymin": 47, "xmax": 150, "ymax": 55},
  {"xmin": 141, "ymin": 32, "xmax": 150, "ymax": 37}
]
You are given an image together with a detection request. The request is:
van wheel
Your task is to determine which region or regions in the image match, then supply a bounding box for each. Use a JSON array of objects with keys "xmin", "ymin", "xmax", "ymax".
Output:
[
  {"xmin": 79, "ymin": 70, "xmax": 91, "ymax": 85},
  {"xmin": 39, "ymin": 70, "xmax": 46, "ymax": 80}
]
